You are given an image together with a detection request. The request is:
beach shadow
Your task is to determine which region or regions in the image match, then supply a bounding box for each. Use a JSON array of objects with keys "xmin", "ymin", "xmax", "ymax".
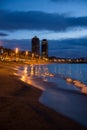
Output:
[
  {"xmin": 0, "ymin": 96, "xmax": 15, "ymax": 111},
  {"xmin": 13, "ymin": 85, "xmax": 31, "ymax": 97},
  {"xmin": 27, "ymin": 103, "xmax": 56, "ymax": 124}
]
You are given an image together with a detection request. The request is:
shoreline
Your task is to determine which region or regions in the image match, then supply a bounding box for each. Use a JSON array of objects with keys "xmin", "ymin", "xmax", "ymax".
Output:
[{"xmin": 0, "ymin": 61, "xmax": 86, "ymax": 129}]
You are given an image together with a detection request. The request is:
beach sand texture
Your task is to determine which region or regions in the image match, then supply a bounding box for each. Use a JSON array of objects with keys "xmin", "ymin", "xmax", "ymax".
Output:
[{"xmin": 0, "ymin": 62, "xmax": 86, "ymax": 130}]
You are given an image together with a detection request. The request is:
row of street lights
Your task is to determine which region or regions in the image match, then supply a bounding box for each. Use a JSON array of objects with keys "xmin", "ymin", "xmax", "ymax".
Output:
[
  {"xmin": 15, "ymin": 48, "xmax": 28, "ymax": 56},
  {"xmin": 15, "ymin": 47, "xmax": 29, "ymax": 61}
]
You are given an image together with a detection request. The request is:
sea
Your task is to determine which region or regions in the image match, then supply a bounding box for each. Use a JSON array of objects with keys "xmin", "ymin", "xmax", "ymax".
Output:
[{"xmin": 16, "ymin": 63, "xmax": 87, "ymax": 127}]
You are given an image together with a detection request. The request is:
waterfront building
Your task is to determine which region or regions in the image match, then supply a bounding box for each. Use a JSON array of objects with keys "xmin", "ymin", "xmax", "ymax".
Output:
[
  {"xmin": 31, "ymin": 36, "xmax": 40, "ymax": 58},
  {"xmin": 41, "ymin": 39, "xmax": 48, "ymax": 58}
]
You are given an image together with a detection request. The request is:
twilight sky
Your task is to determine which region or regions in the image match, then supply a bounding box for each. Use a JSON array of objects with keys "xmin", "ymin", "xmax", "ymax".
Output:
[{"xmin": 0, "ymin": 0, "xmax": 87, "ymax": 58}]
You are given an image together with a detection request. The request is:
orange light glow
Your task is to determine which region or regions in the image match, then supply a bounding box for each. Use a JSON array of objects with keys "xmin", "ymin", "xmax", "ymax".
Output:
[
  {"xmin": 15, "ymin": 48, "xmax": 19, "ymax": 54},
  {"xmin": 25, "ymin": 51, "xmax": 28, "ymax": 56}
]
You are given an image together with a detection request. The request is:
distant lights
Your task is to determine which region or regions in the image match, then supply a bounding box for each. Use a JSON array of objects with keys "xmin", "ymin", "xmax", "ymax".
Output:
[
  {"xmin": 25, "ymin": 51, "xmax": 28, "ymax": 56},
  {"xmin": 15, "ymin": 48, "xmax": 19, "ymax": 54}
]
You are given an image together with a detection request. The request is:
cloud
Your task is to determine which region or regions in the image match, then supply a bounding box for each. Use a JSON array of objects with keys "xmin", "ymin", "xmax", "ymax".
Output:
[
  {"xmin": 0, "ymin": 32, "xmax": 8, "ymax": 36},
  {"xmin": 0, "ymin": 10, "xmax": 87, "ymax": 32},
  {"xmin": 0, "ymin": 10, "xmax": 66, "ymax": 31}
]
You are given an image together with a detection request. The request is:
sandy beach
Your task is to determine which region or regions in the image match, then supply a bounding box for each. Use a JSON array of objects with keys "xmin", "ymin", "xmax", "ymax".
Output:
[{"xmin": 0, "ymin": 61, "xmax": 86, "ymax": 130}]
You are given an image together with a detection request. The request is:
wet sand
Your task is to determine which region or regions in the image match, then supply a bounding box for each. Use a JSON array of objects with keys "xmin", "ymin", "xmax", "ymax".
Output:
[{"xmin": 0, "ymin": 61, "xmax": 86, "ymax": 130}]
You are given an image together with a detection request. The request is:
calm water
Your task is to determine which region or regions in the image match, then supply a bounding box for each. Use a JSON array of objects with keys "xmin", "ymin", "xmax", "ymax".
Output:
[{"xmin": 47, "ymin": 63, "xmax": 87, "ymax": 84}]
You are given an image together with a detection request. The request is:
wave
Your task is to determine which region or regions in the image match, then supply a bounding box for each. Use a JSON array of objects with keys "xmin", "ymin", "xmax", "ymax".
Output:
[
  {"xmin": 66, "ymin": 77, "xmax": 87, "ymax": 94},
  {"xmin": 51, "ymin": 73, "xmax": 87, "ymax": 95}
]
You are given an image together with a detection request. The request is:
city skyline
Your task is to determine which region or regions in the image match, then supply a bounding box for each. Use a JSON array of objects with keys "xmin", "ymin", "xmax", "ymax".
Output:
[{"xmin": 0, "ymin": 0, "xmax": 87, "ymax": 58}]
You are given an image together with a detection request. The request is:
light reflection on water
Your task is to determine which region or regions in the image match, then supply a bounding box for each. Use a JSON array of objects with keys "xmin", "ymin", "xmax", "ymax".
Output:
[
  {"xmin": 18, "ymin": 63, "xmax": 87, "ymax": 94},
  {"xmin": 20, "ymin": 64, "xmax": 54, "ymax": 82}
]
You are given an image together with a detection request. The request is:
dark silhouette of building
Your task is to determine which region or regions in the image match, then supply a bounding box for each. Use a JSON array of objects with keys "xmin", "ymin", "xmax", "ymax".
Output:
[
  {"xmin": 41, "ymin": 39, "xmax": 48, "ymax": 58},
  {"xmin": 31, "ymin": 36, "xmax": 40, "ymax": 57},
  {"xmin": 0, "ymin": 46, "xmax": 4, "ymax": 54}
]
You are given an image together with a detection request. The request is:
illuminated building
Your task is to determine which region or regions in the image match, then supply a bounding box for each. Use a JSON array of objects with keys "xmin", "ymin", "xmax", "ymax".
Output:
[
  {"xmin": 31, "ymin": 36, "xmax": 40, "ymax": 58},
  {"xmin": 41, "ymin": 39, "xmax": 48, "ymax": 58}
]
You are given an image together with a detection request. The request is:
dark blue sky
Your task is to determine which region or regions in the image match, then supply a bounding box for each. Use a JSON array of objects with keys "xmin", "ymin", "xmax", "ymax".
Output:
[{"xmin": 0, "ymin": 0, "xmax": 87, "ymax": 57}]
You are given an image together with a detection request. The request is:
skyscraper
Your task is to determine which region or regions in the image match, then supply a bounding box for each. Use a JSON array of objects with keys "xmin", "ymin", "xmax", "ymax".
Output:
[
  {"xmin": 31, "ymin": 36, "xmax": 40, "ymax": 57},
  {"xmin": 41, "ymin": 39, "xmax": 48, "ymax": 58}
]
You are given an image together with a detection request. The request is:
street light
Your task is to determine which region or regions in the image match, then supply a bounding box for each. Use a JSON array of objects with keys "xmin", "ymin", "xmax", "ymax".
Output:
[
  {"xmin": 15, "ymin": 48, "xmax": 19, "ymax": 55},
  {"xmin": 25, "ymin": 51, "xmax": 28, "ymax": 56},
  {"xmin": 15, "ymin": 48, "xmax": 19, "ymax": 61}
]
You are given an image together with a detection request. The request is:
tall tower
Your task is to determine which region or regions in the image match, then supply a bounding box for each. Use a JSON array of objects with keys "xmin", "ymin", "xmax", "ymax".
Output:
[
  {"xmin": 41, "ymin": 39, "xmax": 48, "ymax": 58},
  {"xmin": 31, "ymin": 36, "xmax": 40, "ymax": 58}
]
